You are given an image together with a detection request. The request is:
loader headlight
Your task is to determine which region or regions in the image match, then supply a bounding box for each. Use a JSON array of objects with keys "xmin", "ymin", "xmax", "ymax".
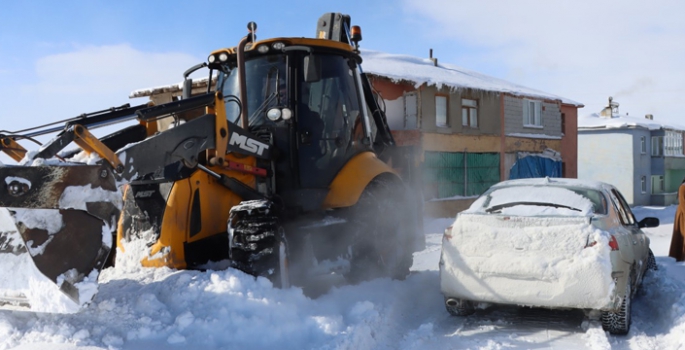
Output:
[
  {"xmin": 208, "ymin": 55, "xmax": 216, "ymax": 63},
  {"xmin": 272, "ymin": 42, "xmax": 285, "ymax": 50},
  {"xmin": 281, "ymin": 108, "xmax": 292, "ymax": 120},
  {"xmin": 257, "ymin": 45, "xmax": 269, "ymax": 54},
  {"xmin": 266, "ymin": 108, "xmax": 282, "ymax": 121},
  {"xmin": 266, "ymin": 108, "xmax": 293, "ymax": 121},
  {"xmin": 219, "ymin": 53, "xmax": 229, "ymax": 62}
]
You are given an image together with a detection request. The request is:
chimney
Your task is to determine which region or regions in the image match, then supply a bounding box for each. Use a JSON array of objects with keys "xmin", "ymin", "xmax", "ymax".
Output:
[
  {"xmin": 600, "ymin": 96, "xmax": 619, "ymax": 118},
  {"xmin": 645, "ymin": 114, "xmax": 654, "ymax": 120},
  {"xmin": 429, "ymin": 48, "xmax": 438, "ymax": 67}
]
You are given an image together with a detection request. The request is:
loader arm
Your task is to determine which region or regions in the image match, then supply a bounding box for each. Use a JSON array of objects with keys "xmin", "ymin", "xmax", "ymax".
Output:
[
  {"xmin": 0, "ymin": 91, "xmax": 272, "ymax": 311},
  {"xmin": 0, "ymin": 136, "xmax": 27, "ymax": 162}
]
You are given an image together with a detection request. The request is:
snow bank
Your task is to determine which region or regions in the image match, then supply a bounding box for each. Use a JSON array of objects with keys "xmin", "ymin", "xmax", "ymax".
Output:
[{"xmin": 0, "ymin": 212, "xmax": 683, "ymax": 349}]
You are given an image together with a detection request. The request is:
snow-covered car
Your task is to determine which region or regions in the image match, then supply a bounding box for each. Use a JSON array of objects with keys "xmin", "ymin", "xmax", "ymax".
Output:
[{"xmin": 439, "ymin": 177, "xmax": 658, "ymax": 335}]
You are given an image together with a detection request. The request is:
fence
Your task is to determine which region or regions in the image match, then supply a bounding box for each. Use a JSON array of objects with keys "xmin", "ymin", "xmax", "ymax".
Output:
[{"xmin": 423, "ymin": 151, "xmax": 500, "ymax": 199}]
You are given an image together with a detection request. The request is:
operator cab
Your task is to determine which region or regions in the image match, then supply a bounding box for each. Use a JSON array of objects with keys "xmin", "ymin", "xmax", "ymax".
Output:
[{"xmin": 213, "ymin": 39, "xmax": 378, "ymax": 193}]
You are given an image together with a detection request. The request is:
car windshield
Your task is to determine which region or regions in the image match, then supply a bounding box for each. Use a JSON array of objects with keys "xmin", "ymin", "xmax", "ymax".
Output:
[{"xmin": 467, "ymin": 185, "xmax": 607, "ymax": 216}]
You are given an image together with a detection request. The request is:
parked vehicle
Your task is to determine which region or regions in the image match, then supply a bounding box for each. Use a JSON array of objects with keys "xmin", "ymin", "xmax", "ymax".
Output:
[{"xmin": 440, "ymin": 177, "xmax": 659, "ymax": 335}]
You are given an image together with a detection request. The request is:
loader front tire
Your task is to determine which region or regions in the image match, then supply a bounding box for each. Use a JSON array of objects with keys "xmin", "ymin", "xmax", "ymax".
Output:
[
  {"xmin": 345, "ymin": 176, "xmax": 413, "ymax": 284},
  {"xmin": 228, "ymin": 200, "xmax": 289, "ymax": 288}
]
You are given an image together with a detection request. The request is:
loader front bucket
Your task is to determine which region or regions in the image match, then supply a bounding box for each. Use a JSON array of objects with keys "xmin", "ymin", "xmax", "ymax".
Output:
[{"xmin": 0, "ymin": 163, "xmax": 121, "ymax": 312}]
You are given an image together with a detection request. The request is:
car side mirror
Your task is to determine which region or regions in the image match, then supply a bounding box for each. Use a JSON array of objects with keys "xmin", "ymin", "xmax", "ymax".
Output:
[{"xmin": 638, "ymin": 217, "xmax": 659, "ymax": 228}]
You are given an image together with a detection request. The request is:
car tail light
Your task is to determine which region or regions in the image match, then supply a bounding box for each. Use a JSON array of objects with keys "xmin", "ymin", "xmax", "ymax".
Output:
[
  {"xmin": 443, "ymin": 225, "xmax": 453, "ymax": 240},
  {"xmin": 585, "ymin": 235, "xmax": 619, "ymax": 250},
  {"xmin": 608, "ymin": 235, "xmax": 619, "ymax": 251}
]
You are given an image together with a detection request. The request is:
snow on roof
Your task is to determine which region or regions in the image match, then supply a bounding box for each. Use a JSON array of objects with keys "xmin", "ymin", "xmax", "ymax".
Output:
[
  {"xmin": 127, "ymin": 49, "xmax": 583, "ymax": 107},
  {"xmin": 360, "ymin": 49, "xmax": 583, "ymax": 107},
  {"xmin": 129, "ymin": 76, "xmax": 213, "ymax": 99},
  {"xmin": 578, "ymin": 113, "xmax": 685, "ymax": 132}
]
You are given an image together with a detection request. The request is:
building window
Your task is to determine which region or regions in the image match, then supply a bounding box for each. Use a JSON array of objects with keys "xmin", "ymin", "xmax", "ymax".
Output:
[
  {"xmin": 651, "ymin": 175, "xmax": 665, "ymax": 194},
  {"xmin": 404, "ymin": 92, "xmax": 418, "ymax": 129},
  {"xmin": 664, "ymin": 130, "xmax": 684, "ymax": 156},
  {"xmin": 561, "ymin": 113, "xmax": 566, "ymax": 135},
  {"xmin": 640, "ymin": 136, "xmax": 646, "ymax": 154},
  {"xmin": 523, "ymin": 99, "xmax": 542, "ymax": 127},
  {"xmin": 461, "ymin": 98, "xmax": 478, "ymax": 128},
  {"xmin": 435, "ymin": 95, "xmax": 448, "ymax": 127},
  {"xmin": 651, "ymin": 136, "xmax": 664, "ymax": 156},
  {"xmin": 641, "ymin": 176, "xmax": 646, "ymax": 193}
]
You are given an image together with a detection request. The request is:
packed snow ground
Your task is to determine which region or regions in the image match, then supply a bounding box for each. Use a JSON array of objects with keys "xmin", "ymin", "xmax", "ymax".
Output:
[{"xmin": 0, "ymin": 206, "xmax": 683, "ymax": 350}]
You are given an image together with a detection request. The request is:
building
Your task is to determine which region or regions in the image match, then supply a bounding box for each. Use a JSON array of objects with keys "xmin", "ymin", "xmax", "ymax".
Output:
[
  {"xmin": 578, "ymin": 98, "xmax": 685, "ymax": 206},
  {"xmin": 360, "ymin": 50, "xmax": 582, "ymax": 215}
]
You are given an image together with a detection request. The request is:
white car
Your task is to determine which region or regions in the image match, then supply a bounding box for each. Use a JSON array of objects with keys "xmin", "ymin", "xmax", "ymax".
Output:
[{"xmin": 439, "ymin": 177, "xmax": 658, "ymax": 335}]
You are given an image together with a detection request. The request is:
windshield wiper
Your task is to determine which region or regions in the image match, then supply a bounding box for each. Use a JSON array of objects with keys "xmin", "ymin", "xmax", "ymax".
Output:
[{"xmin": 485, "ymin": 201, "xmax": 582, "ymax": 213}]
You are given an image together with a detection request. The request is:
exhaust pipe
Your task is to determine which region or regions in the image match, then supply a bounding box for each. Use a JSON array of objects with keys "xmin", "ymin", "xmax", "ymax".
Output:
[{"xmin": 445, "ymin": 298, "xmax": 459, "ymax": 307}]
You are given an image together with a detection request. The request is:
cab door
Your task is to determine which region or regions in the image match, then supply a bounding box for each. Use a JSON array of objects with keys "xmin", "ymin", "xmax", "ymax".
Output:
[{"xmin": 296, "ymin": 53, "xmax": 361, "ymax": 188}]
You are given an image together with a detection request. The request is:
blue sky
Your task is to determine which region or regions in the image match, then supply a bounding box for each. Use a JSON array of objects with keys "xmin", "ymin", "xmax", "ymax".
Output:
[{"xmin": 1, "ymin": 0, "xmax": 684, "ymax": 158}]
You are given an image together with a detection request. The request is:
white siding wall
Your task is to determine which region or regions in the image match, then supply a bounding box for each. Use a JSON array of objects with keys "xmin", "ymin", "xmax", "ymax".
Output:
[{"xmin": 578, "ymin": 132, "xmax": 637, "ymax": 204}]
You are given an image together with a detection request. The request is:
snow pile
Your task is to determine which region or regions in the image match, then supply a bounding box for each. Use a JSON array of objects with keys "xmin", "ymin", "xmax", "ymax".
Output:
[
  {"xmin": 441, "ymin": 214, "xmax": 614, "ymax": 309},
  {"xmin": 0, "ymin": 210, "xmax": 682, "ymax": 349}
]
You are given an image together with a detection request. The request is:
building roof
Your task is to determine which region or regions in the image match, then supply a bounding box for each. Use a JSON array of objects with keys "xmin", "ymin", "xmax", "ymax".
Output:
[
  {"xmin": 128, "ymin": 48, "xmax": 583, "ymax": 108},
  {"xmin": 578, "ymin": 113, "xmax": 685, "ymax": 132},
  {"xmin": 359, "ymin": 49, "xmax": 583, "ymax": 107}
]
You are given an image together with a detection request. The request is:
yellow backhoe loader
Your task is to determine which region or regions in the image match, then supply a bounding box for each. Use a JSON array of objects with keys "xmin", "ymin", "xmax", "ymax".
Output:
[{"xmin": 0, "ymin": 13, "xmax": 424, "ymax": 312}]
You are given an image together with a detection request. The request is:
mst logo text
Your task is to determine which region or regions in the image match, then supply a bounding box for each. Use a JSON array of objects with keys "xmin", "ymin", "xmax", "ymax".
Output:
[{"xmin": 228, "ymin": 133, "xmax": 269, "ymax": 156}]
